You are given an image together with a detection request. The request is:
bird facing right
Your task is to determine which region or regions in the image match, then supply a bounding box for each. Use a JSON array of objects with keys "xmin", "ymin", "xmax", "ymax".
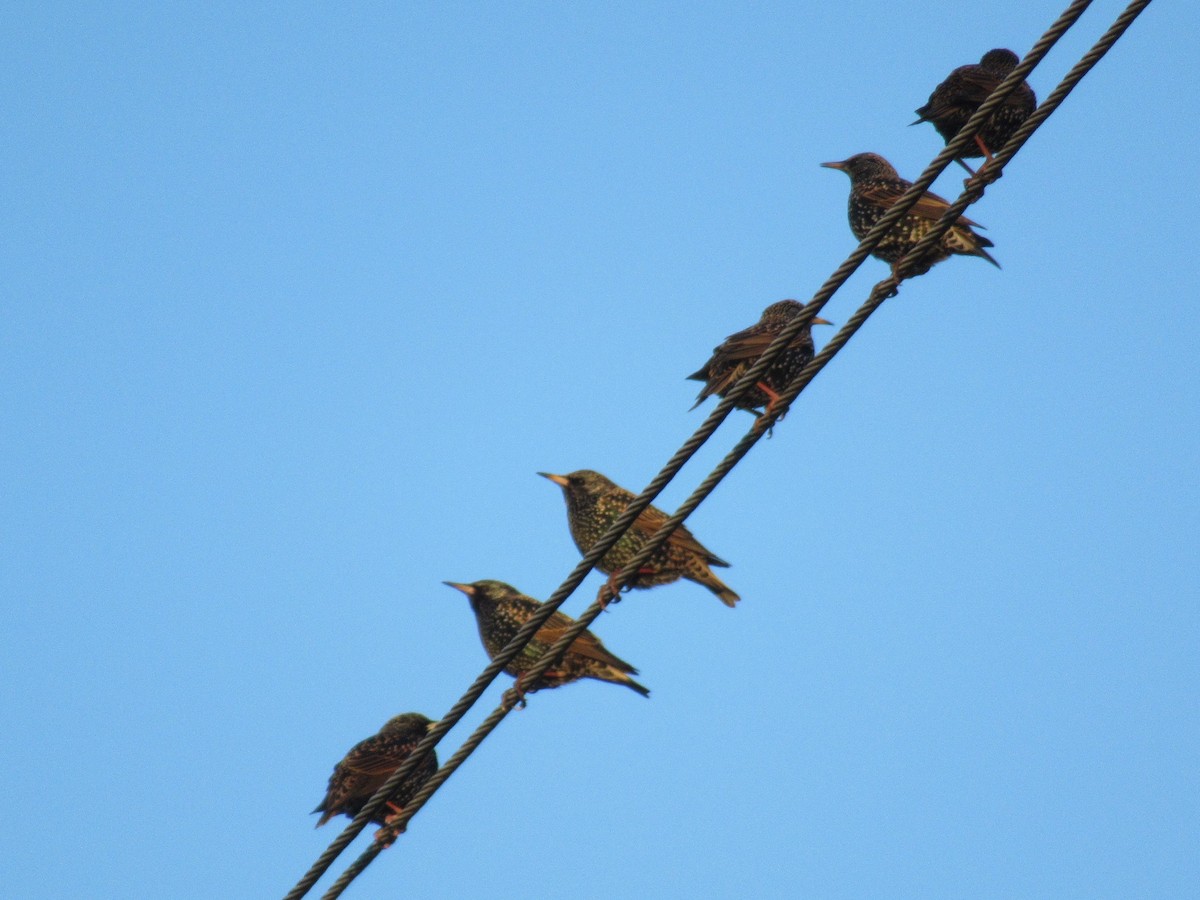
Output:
[
  {"xmin": 913, "ymin": 48, "xmax": 1036, "ymax": 172},
  {"xmin": 688, "ymin": 299, "xmax": 832, "ymax": 418},
  {"xmin": 822, "ymin": 152, "xmax": 999, "ymax": 277}
]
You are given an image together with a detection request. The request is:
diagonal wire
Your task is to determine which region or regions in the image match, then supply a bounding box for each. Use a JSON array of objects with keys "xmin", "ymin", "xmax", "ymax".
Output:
[
  {"xmin": 297, "ymin": 3, "xmax": 1099, "ymax": 898},
  {"xmin": 288, "ymin": 1, "xmax": 1151, "ymax": 896},
  {"xmin": 306, "ymin": 3, "xmax": 1115, "ymax": 896},
  {"xmin": 755, "ymin": 0, "xmax": 1154, "ymax": 436}
]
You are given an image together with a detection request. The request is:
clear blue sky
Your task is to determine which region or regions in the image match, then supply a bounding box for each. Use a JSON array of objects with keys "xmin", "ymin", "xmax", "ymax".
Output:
[{"xmin": 3, "ymin": 2, "xmax": 1196, "ymax": 898}]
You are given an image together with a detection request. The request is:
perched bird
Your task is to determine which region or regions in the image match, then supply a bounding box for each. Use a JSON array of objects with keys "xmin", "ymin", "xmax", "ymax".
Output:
[
  {"xmin": 688, "ymin": 299, "xmax": 832, "ymax": 417},
  {"xmin": 313, "ymin": 712, "xmax": 437, "ymax": 845},
  {"xmin": 822, "ymin": 152, "xmax": 999, "ymax": 276},
  {"xmin": 444, "ymin": 579, "xmax": 649, "ymax": 697},
  {"xmin": 913, "ymin": 48, "xmax": 1036, "ymax": 172},
  {"xmin": 539, "ymin": 469, "xmax": 739, "ymax": 607}
]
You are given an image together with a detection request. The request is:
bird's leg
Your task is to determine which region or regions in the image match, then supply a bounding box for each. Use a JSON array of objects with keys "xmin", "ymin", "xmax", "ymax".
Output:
[
  {"xmin": 969, "ymin": 135, "xmax": 1003, "ymax": 185},
  {"xmin": 757, "ymin": 382, "xmax": 782, "ymax": 417},
  {"xmin": 602, "ymin": 573, "xmax": 626, "ymax": 607},
  {"xmin": 955, "ymin": 156, "xmax": 978, "ymax": 179},
  {"xmin": 753, "ymin": 382, "xmax": 785, "ymax": 436}
]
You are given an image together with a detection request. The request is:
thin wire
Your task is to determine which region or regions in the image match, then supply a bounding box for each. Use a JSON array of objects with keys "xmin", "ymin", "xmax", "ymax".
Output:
[
  {"xmin": 708, "ymin": 0, "xmax": 1098, "ymax": 402},
  {"xmin": 288, "ymin": 1, "xmax": 1150, "ymax": 896},
  {"xmin": 759, "ymin": 0, "xmax": 1154, "ymax": 435},
  {"xmin": 304, "ymin": 3, "xmax": 1104, "ymax": 896}
]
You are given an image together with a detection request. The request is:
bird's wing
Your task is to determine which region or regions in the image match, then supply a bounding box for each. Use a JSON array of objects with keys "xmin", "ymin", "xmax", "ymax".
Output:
[
  {"xmin": 950, "ymin": 66, "xmax": 1003, "ymax": 105},
  {"xmin": 341, "ymin": 738, "xmax": 417, "ymax": 776},
  {"xmin": 859, "ymin": 180, "xmax": 984, "ymax": 229},
  {"xmin": 713, "ymin": 325, "xmax": 779, "ymax": 363},
  {"xmin": 632, "ymin": 504, "xmax": 731, "ymax": 567},
  {"xmin": 535, "ymin": 611, "xmax": 636, "ymax": 672}
]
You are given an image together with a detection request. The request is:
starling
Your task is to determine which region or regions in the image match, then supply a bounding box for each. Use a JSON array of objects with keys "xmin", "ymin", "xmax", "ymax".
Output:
[
  {"xmin": 538, "ymin": 469, "xmax": 740, "ymax": 607},
  {"xmin": 822, "ymin": 152, "xmax": 999, "ymax": 276},
  {"xmin": 444, "ymin": 579, "xmax": 650, "ymax": 697},
  {"xmin": 312, "ymin": 712, "xmax": 437, "ymax": 844},
  {"xmin": 913, "ymin": 49, "xmax": 1036, "ymax": 172},
  {"xmin": 688, "ymin": 299, "xmax": 832, "ymax": 417}
]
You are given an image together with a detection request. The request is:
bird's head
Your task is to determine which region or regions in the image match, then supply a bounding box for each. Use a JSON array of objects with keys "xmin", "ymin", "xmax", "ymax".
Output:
[
  {"xmin": 760, "ymin": 299, "xmax": 833, "ymax": 328},
  {"xmin": 538, "ymin": 469, "xmax": 613, "ymax": 502},
  {"xmin": 379, "ymin": 712, "xmax": 437, "ymax": 736},
  {"xmin": 443, "ymin": 579, "xmax": 520, "ymax": 610},
  {"xmin": 821, "ymin": 152, "xmax": 898, "ymax": 182},
  {"xmin": 980, "ymin": 48, "xmax": 1020, "ymax": 74}
]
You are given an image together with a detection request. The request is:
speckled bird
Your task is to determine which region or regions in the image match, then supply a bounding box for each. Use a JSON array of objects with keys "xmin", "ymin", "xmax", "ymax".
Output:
[
  {"xmin": 688, "ymin": 300, "xmax": 832, "ymax": 416},
  {"xmin": 913, "ymin": 49, "xmax": 1036, "ymax": 172},
  {"xmin": 822, "ymin": 153, "xmax": 998, "ymax": 276},
  {"xmin": 539, "ymin": 470, "xmax": 739, "ymax": 607},
  {"xmin": 444, "ymin": 579, "xmax": 649, "ymax": 696},
  {"xmin": 312, "ymin": 712, "xmax": 437, "ymax": 841}
]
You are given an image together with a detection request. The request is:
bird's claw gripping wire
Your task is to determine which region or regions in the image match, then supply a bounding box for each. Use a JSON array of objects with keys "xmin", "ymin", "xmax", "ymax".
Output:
[
  {"xmin": 501, "ymin": 685, "xmax": 528, "ymax": 710},
  {"xmin": 503, "ymin": 672, "xmax": 548, "ymax": 710},
  {"xmin": 600, "ymin": 575, "xmax": 626, "ymax": 608},
  {"xmin": 372, "ymin": 802, "xmax": 408, "ymax": 849},
  {"xmin": 751, "ymin": 383, "xmax": 784, "ymax": 437}
]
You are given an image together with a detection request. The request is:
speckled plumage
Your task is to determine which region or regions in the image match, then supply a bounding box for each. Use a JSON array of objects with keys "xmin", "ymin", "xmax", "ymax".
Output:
[
  {"xmin": 688, "ymin": 300, "xmax": 831, "ymax": 413},
  {"xmin": 312, "ymin": 713, "xmax": 437, "ymax": 828},
  {"xmin": 444, "ymin": 579, "xmax": 649, "ymax": 696},
  {"xmin": 539, "ymin": 470, "xmax": 739, "ymax": 607},
  {"xmin": 822, "ymin": 153, "xmax": 999, "ymax": 276},
  {"xmin": 914, "ymin": 49, "xmax": 1036, "ymax": 164}
]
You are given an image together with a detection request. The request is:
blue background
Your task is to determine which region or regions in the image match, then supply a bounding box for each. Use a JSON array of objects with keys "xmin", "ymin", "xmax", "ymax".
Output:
[{"xmin": 3, "ymin": 2, "xmax": 1196, "ymax": 897}]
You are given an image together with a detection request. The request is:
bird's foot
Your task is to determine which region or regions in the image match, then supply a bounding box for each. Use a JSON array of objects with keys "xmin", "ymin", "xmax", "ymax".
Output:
[
  {"xmin": 373, "ymin": 804, "xmax": 407, "ymax": 848},
  {"xmin": 883, "ymin": 269, "xmax": 904, "ymax": 296},
  {"xmin": 602, "ymin": 573, "xmax": 627, "ymax": 607},
  {"xmin": 751, "ymin": 412, "xmax": 776, "ymax": 438},
  {"xmin": 503, "ymin": 677, "xmax": 534, "ymax": 710},
  {"xmin": 754, "ymin": 382, "xmax": 785, "ymax": 437}
]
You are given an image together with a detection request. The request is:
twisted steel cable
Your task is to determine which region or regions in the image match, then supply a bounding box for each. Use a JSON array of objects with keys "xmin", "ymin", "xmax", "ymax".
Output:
[{"xmin": 287, "ymin": 1, "xmax": 1152, "ymax": 896}]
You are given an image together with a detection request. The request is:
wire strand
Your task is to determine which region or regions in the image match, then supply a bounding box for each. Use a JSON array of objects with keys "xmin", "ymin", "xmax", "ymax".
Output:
[{"xmin": 285, "ymin": 2, "xmax": 1151, "ymax": 896}]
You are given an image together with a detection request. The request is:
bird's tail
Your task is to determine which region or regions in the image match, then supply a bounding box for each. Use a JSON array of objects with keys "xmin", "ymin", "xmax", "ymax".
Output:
[
  {"xmin": 689, "ymin": 566, "xmax": 740, "ymax": 607},
  {"xmin": 975, "ymin": 245, "xmax": 1001, "ymax": 268},
  {"xmin": 687, "ymin": 366, "xmax": 713, "ymax": 410},
  {"xmin": 950, "ymin": 225, "xmax": 1001, "ymax": 269},
  {"xmin": 617, "ymin": 671, "xmax": 651, "ymax": 697}
]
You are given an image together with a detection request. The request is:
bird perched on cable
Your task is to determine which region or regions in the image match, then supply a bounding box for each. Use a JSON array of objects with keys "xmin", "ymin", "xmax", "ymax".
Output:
[
  {"xmin": 822, "ymin": 152, "xmax": 999, "ymax": 277},
  {"xmin": 538, "ymin": 469, "xmax": 739, "ymax": 607},
  {"xmin": 444, "ymin": 579, "xmax": 649, "ymax": 698},
  {"xmin": 312, "ymin": 712, "xmax": 437, "ymax": 846},
  {"xmin": 688, "ymin": 299, "xmax": 832, "ymax": 420},
  {"xmin": 913, "ymin": 48, "xmax": 1036, "ymax": 173}
]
